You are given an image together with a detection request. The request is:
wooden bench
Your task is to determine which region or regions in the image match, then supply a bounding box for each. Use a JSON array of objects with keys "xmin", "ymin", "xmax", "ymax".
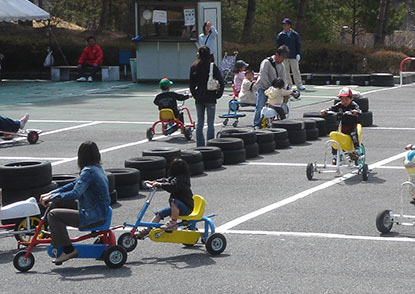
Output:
[{"xmin": 51, "ymin": 66, "xmax": 120, "ymax": 82}]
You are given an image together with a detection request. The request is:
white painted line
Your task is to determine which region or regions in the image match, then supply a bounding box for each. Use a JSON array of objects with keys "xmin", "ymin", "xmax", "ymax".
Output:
[
  {"xmin": 41, "ymin": 121, "xmax": 102, "ymax": 136},
  {"xmin": 30, "ymin": 119, "xmax": 93, "ymax": 123},
  {"xmin": 376, "ymin": 165, "xmax": 405, "ymax": 170},
  {"xmin": 0, "ymin": 157, "xmax": 70, "ymax": 161},
  {"xmin": 365, "ymin": 127, "xmax": 415, "ymax": 131},
  {"xmin": 223, "ymin": 230, "xmax": 415, "ymax": 243},
  {"xmin": 30, "ymin": 120, "xmax": 167, "ymax": 125},
  {"xmin": 240, "ymin": 162, "xmax": 307, "ymax": 167},
  {"xmin": 217, "ymin": 151, "xmax": 407, "ymax": 231}
]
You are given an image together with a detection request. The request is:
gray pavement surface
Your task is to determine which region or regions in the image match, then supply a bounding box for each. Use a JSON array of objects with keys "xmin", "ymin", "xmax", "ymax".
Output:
[{"xmin": 0, "ymin": 80, "xmax": 414, "ymax": 293}]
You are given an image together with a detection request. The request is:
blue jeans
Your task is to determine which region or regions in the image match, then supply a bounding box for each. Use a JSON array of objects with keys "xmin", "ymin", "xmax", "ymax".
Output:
[
  {"xmin": 253, "ymin": 88, "xmax": 267, "ymax": 127},
  {"xmin": 155, "ymin": 199, "xmax": 192, "ymax": 219},
  {"xmin": 0, "ymin": 115, "xmax": 20, "ymax": 133},
  {"xmin": 195, "ymin": 103, "xmax": 216, "ymax": 147}
]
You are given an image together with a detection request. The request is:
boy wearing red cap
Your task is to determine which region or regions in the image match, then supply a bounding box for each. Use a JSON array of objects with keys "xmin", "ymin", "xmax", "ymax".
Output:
[{"xmin": 321, "ymin": 87, "xmax": 361, "ymax": 162}]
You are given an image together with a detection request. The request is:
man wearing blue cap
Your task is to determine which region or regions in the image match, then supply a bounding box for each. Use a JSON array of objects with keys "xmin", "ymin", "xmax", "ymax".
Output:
[{"xmin": 277, "ymin": 18, "xmax": 306, "ymax": 91}]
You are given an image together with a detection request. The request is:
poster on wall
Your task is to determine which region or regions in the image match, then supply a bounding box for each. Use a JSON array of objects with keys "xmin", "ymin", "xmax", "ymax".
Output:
[
  {"xmin": 184, "ymin": 9, "xmax": 195, "ymax": 26},
  {"xmin": 152, "ymin": 10, "xmax": 167, "ymax": 23}
]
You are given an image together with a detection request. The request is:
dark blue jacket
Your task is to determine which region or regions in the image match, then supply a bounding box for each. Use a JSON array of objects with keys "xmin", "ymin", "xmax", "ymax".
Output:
[{"xmin": 276, "ymin": 29, "xmax": 301, "ymax": 59}]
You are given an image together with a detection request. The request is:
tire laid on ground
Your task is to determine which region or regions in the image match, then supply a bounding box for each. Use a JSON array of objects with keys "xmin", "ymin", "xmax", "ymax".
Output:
[
  {"xmin": 352, "ymin": 74, "xmax": 371, "ymax": 86},
  {"xmin": 140, "ymin": 168, "xmax": 166, "ymax": 181},
  {"xmin": 142, "ymin": 147, "xmax": 181, "ymax": 166},
  {"xmin": 203, "ymin": 157, "xmax": 224, "ymax": 170},
  {"xmin": 288, "ymin": 129, "xmax": 307, "ymax": 144},
  {"xmin": 255, "ymin": 131, "xmax": 275, "ymax": 144},
  {"xmin": 116, "ymin": 183, "xmax": 140, "ymax": 198},
  {"xmin": 326, "ymin": 123, "xmax": 339, "ymax": 134},
  {"xmin": 222, "ymin": 148, "xmax": 246, "ymax": 165},
  {"xmin": 264, "ymin": 128, "xmax": 288, "ymax": 141},
  {"xmin": 180, "ymin": 150, "xmax": 203, "ymax": 164},
  {"xmin": 110, "ymin": 190, "xmax": 118, "ymax": 205},
  {"xmin": 52, "ymin": 174, "xmax": 77, "ymax": 188},
  {"xmin": 192, "ymin": 146, "xmax": 223, "ymax": 161},
  {"xmin": 358, "ymin": 111, "xmax": 373, "ymax": 127},
  {"xmin": 305, "ymin": 117, "xmax": 327, "ymax": 137},
  {"xmin": 2, "ymin": 181, "xmax": 59, "ymax": 206},
  {"xmin": 271, "ymin": 119, "xmax": 305, "ymax": 131},
  {"xmin": 106, "ymin": 172, "xmax": 115, "ymax": 194},
  {"xmin": 370, "ymin": 73, "xmax": 394, "ymax": 87},
  {"xmin": 311, "ymin": 74, "xmax": 331, "ymax": 85},
  {"xmin": 275, "ymin": 138, "xmax": 290, "ymax": 149},
  {"xmin": 105, "ymin": 168, "xmax": 141, "ymax": 186},
  {"xmin": 303, "ymin": 112, "xmax": 337, "ymax": 125},
  {"xmin": 306, "ymin": 128, "xmax": 320, "ymax": 141},
  {"xmin": 207, "ymin": 138, "xmax": 244, "ymax": 150},
  {"xmin": 318, "ymin": 125, "xmax": 328, "ymax": 137},
  {"xmin": 0, "ymin": 161, "xmax": 52, "ymax": 191},
  {"xmin": 125, "ymin": 156, "xmax": 166, "ymax": 171},
  {"xmin": 297, "ymin": 119, "xmax": 317, "ymax": 130},
  {"xmin": 334, "ymin": 97, "xmax": 369, "ymax": 113},
  {"xmin": 245, "ymin": 143, "xmax": 260, "ymax": 159},
  {"xmin": 331, "ymin": 74, "xmax": 351, "ymax": 85},
  {"xmin": 258, "ymin": 141, "xmax": 276, "ymax": 154},
  {"xmin": 219, "ymin": 128, "xmax": 257, "ymax": 145},
  {"xmin": 188, "ymin": 161, "xmax": 204, "ymax": 176}
]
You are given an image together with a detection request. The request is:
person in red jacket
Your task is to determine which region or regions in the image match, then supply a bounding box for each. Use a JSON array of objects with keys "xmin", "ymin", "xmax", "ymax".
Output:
[{"xmin": 77, "ymin": 36, "xmax": 103, "ymax": 82}]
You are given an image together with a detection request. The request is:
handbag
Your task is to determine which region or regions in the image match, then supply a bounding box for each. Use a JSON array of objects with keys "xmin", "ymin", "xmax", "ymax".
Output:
[{"xmin": 207, "ymin": 62, "xmax": 220, "ymax": 91}]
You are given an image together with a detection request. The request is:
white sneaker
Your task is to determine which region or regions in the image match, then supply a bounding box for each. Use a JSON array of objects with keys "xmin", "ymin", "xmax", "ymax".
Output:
[
  {"xmin": 19, "ymin": 113, "xmax": 29, "ymax": 129},
  {"xmin": 76, "ymin": 77, "xmax": 87, "ymax": 82},
  {"xmin": 87, "ymin": 76, "xmax": 93, "ymax": 82}
]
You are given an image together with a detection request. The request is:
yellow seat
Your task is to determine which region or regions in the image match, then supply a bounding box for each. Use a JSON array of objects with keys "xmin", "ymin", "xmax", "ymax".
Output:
[
  {"xmin": 330, "ymin": 124, "xmax": 362, "ymax": 152},
  {"xmin": 159, "ymin": 108, "xmax": 177, "ymax": 121},
  {"xmin": 178, "ymin": 195, "xmax": 205, "ymax": 221}
]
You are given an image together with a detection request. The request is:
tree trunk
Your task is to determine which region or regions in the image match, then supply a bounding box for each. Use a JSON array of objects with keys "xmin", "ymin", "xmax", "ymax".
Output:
[
  {"xmin": 296, "ymin": 0, "xmax": 307, "ymax": 35},
  {"xmin": 374, "ymin": 0, "xmax": 390, "ymax": 47},
  {"xmin": 351, "ymin": 0, "xmax": 356, "ymax": 45},
  {"xmin": 239, "ymin": 0, "xmax": 256, "ymax": 44},
  {"xmin": 98, "ymin": 0, "xmax": 111, "ymax": 31}
]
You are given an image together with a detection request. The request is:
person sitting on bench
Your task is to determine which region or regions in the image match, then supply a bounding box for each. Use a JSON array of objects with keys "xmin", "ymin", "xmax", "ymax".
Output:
[{"xmin": 76, "ymin": 36, "xmax": 103, "ymax": 82}]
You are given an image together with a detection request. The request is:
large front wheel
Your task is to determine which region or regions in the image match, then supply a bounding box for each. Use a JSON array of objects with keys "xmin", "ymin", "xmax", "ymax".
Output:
[
  {"xmin": 205, "ymin": 233, "xmax": 226, "ymax": 255},
  {"xmin": 117, "ymin": 232, "xmax": 138, "ymax": 252},
  {"xmin": 13, "ymin": 250, "xmax": 35, "ymax": 272},
  {"xmin": 306, "ymin": 163, "xmax": 314, "ymax": 180}
]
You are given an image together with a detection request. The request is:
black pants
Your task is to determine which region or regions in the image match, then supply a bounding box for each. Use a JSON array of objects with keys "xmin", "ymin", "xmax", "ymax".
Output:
[
  {"xmin": 270, "ymin": 105, "xmax": 286, "ymax": 120},
  {"xmin": 78, "ymin": 63, "xmax": 101, "ymax": 79}
]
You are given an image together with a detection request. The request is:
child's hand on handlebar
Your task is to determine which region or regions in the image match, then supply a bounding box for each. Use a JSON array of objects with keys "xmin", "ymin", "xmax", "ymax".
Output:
[
  {"xmin": 320, "ymin": 109, "xmax": 327, "ymax": 115},
  {"xmin": 351, "ymin": 110, "xmax": 359, "ymax": 116},
  {"xmin": 39, "ymin": 192, "xmax": 52, "ymax": 207}
]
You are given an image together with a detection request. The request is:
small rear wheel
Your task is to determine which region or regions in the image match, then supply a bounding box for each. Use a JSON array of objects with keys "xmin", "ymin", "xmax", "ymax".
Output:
[
  {"xmin": 362, "ymin": 163, "xmax": 369, "ymax": 181},
  {"xmin": 146, "ymin": 128, "xmax": 154, "ymax": 141},
  {"xmin": 376, "ymin": 210, "xmax": 393, "ymax": 234},
  {"xmin": 184, "ymin": 127, "xmax": 192, "ymax": 140},
  {"xmin": 306, "ymin": 163, "xmax": 314, "ymax": 180},
  {"xmin": 117, "ymin": 232, "xmax": 138, "ymax": 252},
  {"xmin": 27, "ymin": 131, "xmax": 39, "ymax": 144},
  {"xmin": 205, "ymin": 233, "xmax": 226, "ymax": 255},
  {"xmin": 103, "ymin": 245, "xmax": 127, "ymax": 268},
  {"xmin": 223, "ymin": 118, "xmax": 229, "ymax": 126},
  {"xmin": 13, "ymin": 250, "xmax": 35, "ymax": 272},
  {"xmin": 232, "ymin": 120, "xmax": 238, "ymax": 127}
]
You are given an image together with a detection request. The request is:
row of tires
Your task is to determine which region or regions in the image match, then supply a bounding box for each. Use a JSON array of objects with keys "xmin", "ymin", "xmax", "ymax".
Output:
[{"xmin": 302, "ymin": 73, "xmax": 394, "ymax": 87}]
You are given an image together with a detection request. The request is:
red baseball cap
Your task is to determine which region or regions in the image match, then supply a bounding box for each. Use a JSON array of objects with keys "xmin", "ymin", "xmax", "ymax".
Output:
[{"xmin": 337, "ymin": 87, "xmax": 353, "ymax": 97}]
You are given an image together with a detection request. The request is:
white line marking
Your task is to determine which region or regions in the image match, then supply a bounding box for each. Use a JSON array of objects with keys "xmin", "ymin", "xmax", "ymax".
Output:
[
  {"xmin": 376, "ymin": 166, "xmax": 405, "ymax": 170},
  {"xmin": 240, "ymin": 162, "xmax": 307, "ymax": 167},
  {"xmin": 223, "ymin": 230, "xmax": 415, "ymax": 243},
  {"xmin": 217, "ymin": 151, "xmax": 407, "ymax": 231},
  {"xmin": 41, "ymin": 121, "xmax": 102, "ymax": 136},
  {"xmin": 0, "ymin": 157, "xmax": 70, "ymax": 161},
  {"xmin": 365, "ymin": 127, "xmax": 415, "ymax": 131}
]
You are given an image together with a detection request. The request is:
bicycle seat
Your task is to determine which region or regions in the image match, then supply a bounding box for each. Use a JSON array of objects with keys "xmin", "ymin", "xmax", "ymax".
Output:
[
  {"xmin": 79, "ymin": 207, "xmax": 112, "ymax": 231},
  {"xmin": 159, "ymin": 109, "xmax": 177, "ymax": 121},
  {"xmin": 330, "ymin": 124, "xmax": 362, "ymax": 152},
  {"xmin": 178, "ymin": 195, "xmax": 205, "ymax": 221}
]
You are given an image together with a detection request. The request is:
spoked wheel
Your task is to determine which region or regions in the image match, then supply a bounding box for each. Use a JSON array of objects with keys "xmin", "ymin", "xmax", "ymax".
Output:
[
  {"xmin": 103, "ymin": 245, "xmax": 127, "ymax": 268},
  {"xmin": 184, "ymin": 127, "xmax": 192, "ymax": 140},
  {"xmin": 376, "ymin": 210, "xmax": 393, "ymax": 234},
  {"xmin": 117, "ymin": 232, "xmax": 138, "ymax": 252},
  {"xmin": 14, "ymin": 216, "xmax": 45, "ymax": 242},
  {"xmin": 223, "ymin": 118, "xmax": 229, "ymax": 126},
  {"xmin": 232, "ymin": 120, "xmax": 238, "ymax": 127},
  {"xmin": 362, "ymin": 163, "xmax": 369, "ymax": 181},
  {"xmin": 27, "ymin": 131, "xmax": 39, "ymax": 144},
  {"xmin": 146, "ymin": 128, "xmax": 154, "ymax": 141},
  {"xmin": 13, "ymin": 250, "xmax": 35, "ymax": 272},
  {"xmin": 205, "ymin": 233, "xmax": 227, "ymax": 255},
  {"xmin": 306, "ymin": 163, "xmax": 315, "ymax": 180}
]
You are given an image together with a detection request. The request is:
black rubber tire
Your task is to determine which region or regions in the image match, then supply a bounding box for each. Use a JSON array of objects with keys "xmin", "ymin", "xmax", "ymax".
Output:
[
  {"xmin": 117, "ymin": 232, "xmax": 138, "ymax": 252},
  {"xmin": 358, "ymin": 111, "xmax": 373, "ymax": 127},
  {"xmin": 207, "ymin": 137, "xmax": 245, "ymax": 150},
  {"xmin": 184, "ymin": 127, "xmax": 192, "ymax": 141},
  {"xmin": 254, "ymin": 131, "xmax": 275, "ymax": 144},
  {"xmin": 303, "ymin": 112, "xmax": 337, "ymax": 125},
  {"xmin": 318, "ymin": 125, "xmax": 328, "ymax": 137},
  {"xmin": 52, "ymin": 174, "xmax": 77, "ymax": 188},
  {"xmin": 245, "ymin": 143, "xmax": 260, "ymax": 159},
  {"xmin": 103, "ymin": 245, "xmax": 127, "ymax": 269},
  {"xmin": 142, "ymin": 147, "xmax": 181, "ymax": 165},
  {"xmin": 219, "ymin": 128, "xmax": 257, "ymax": 145},
  {"xmin": 140, "ymin": 168, "xmax": 166, "ymax": 181},
  {"xmin": 116, "ymin": 183, "xmax": 140, "ymax": 198},
  {"xmin": 306, "ymin": 163, "xmax": 314, "ymax": 180},
  {"xmin": 110, "ymin": 190, "xmax": 118, "ymax": 205},
  {"xmin": 222, "ymin": 148, "xmax": 246, "ymax": 165},
  {"xmin": 2, "ymin": 181, "xmax": 58, "ymax": 207},
  {"xmin": 146, "ymin": 128, "xmax": 153, "ymax": 141},
  {"xmin": 297, "ymin": 119, "xmax": 317, "ymax": 130},
  {"xmin": 258, "ymin": 141, "xmax": 276, "ymax": 154},
  {"xmin": 326, "ymin": 123, "xmax": 339, "ymax": 134},
  {"xmin": 376, "ymin": 210, "xmax": 393, "ymax": 234},
  {"xmin": 180, "ymin": 150, "xmax": 203, "ymax": 164},
  {"xmin": 106, "ymin": 172, "xmax": 115, "ymax": 193},
  {"xmin": 307, "ymin": 117, "xmax": 326, "ymax": 128},
  {"xmin": 192, "ymin": 146, "xmax": 223, "ymax": 161},
  {"xmin": 27, "ymin": 131, "xmax": 39, "ymax": 144},
  {"xmin": 188, "ymin": 161, "xmax": 204, "ymax": 176},
  {"xmin": 288, "ymin": 129, "xmax": 307, "ymax": 144},
  {"xmin": 271, "ymin": 119, "xmax": 305, "ymax": 131},
  {"xmin": 13, "ymin": 250, "xmax": 35, "ymax": 272},
  {"xmin": 362, "ymin": 164, "xmax": 369, "ymax": 181},
  {"xmin": 370, "ymin": 73, "xmax": 394, "ymax": 87},
  {"xmin": 334, "ymin": 97, "xmax": 369, "ymax": 113},
  {"xmin": 352, "ymin": 74, "xmax": 371, "ymax": 86},
  {"xmin": 331, "ymin": 74, "xmax": 351, "ymax": 85},
  {"xmin": 264, "ymin": 128, "xmax": 288, "ymax": 141},
  {"xmin": 275, "ymin": 138, "xmax": 290, "ymax": 149},
  {"xmin": 306, "ymin": 128, "xmax": 320, "ymax": 141},
  {"xmin": 124, "ymin": 156, "xmax": 166, "ymax": 171},
  {"xmin": 205, "ymin": 233, "xmax": 227, "ymax": 255},
  {"xmin": 105, "ymin": 168, "xmax": 140, "ymax": 186},
  {"xmin": 311, "ymin": 74, "xmax": 331, "ymax": 85},
  {"xmin": 203, "ymin": 157, "xmax": 224, "ymax": 170},
  {"xmin": 0, "ymin": 161, "xmax": 52, "ymax": 191}
]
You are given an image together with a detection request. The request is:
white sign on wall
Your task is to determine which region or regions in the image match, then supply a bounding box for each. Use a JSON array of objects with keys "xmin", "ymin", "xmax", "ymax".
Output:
[
  {"xmin": 152, "ymin": 10, "xmax": 167, "ymax": 23},
  {"xmin": 184, "ymin": 9, "xmax": 195, "ymax": 26}
]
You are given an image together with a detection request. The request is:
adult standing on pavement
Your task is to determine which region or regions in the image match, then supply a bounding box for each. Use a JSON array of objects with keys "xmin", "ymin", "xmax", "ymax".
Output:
[
  {"xmin": 189, "ymin": 46, "xmax": 224, "ymax": 146},
  {"xmin": 198, "ymin": 21, "xmax": 218, "ymax": 62},
  {"xmin": 253, "ymin": 45, "xmax": 289, "ymax": 128},
  {"xmin": 277, "ymin": 18, "xmax": 306, "ymax": 91},
  {"xmin": 76, "ymin": 36, "xmax": 103, "ymax": 82}
]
